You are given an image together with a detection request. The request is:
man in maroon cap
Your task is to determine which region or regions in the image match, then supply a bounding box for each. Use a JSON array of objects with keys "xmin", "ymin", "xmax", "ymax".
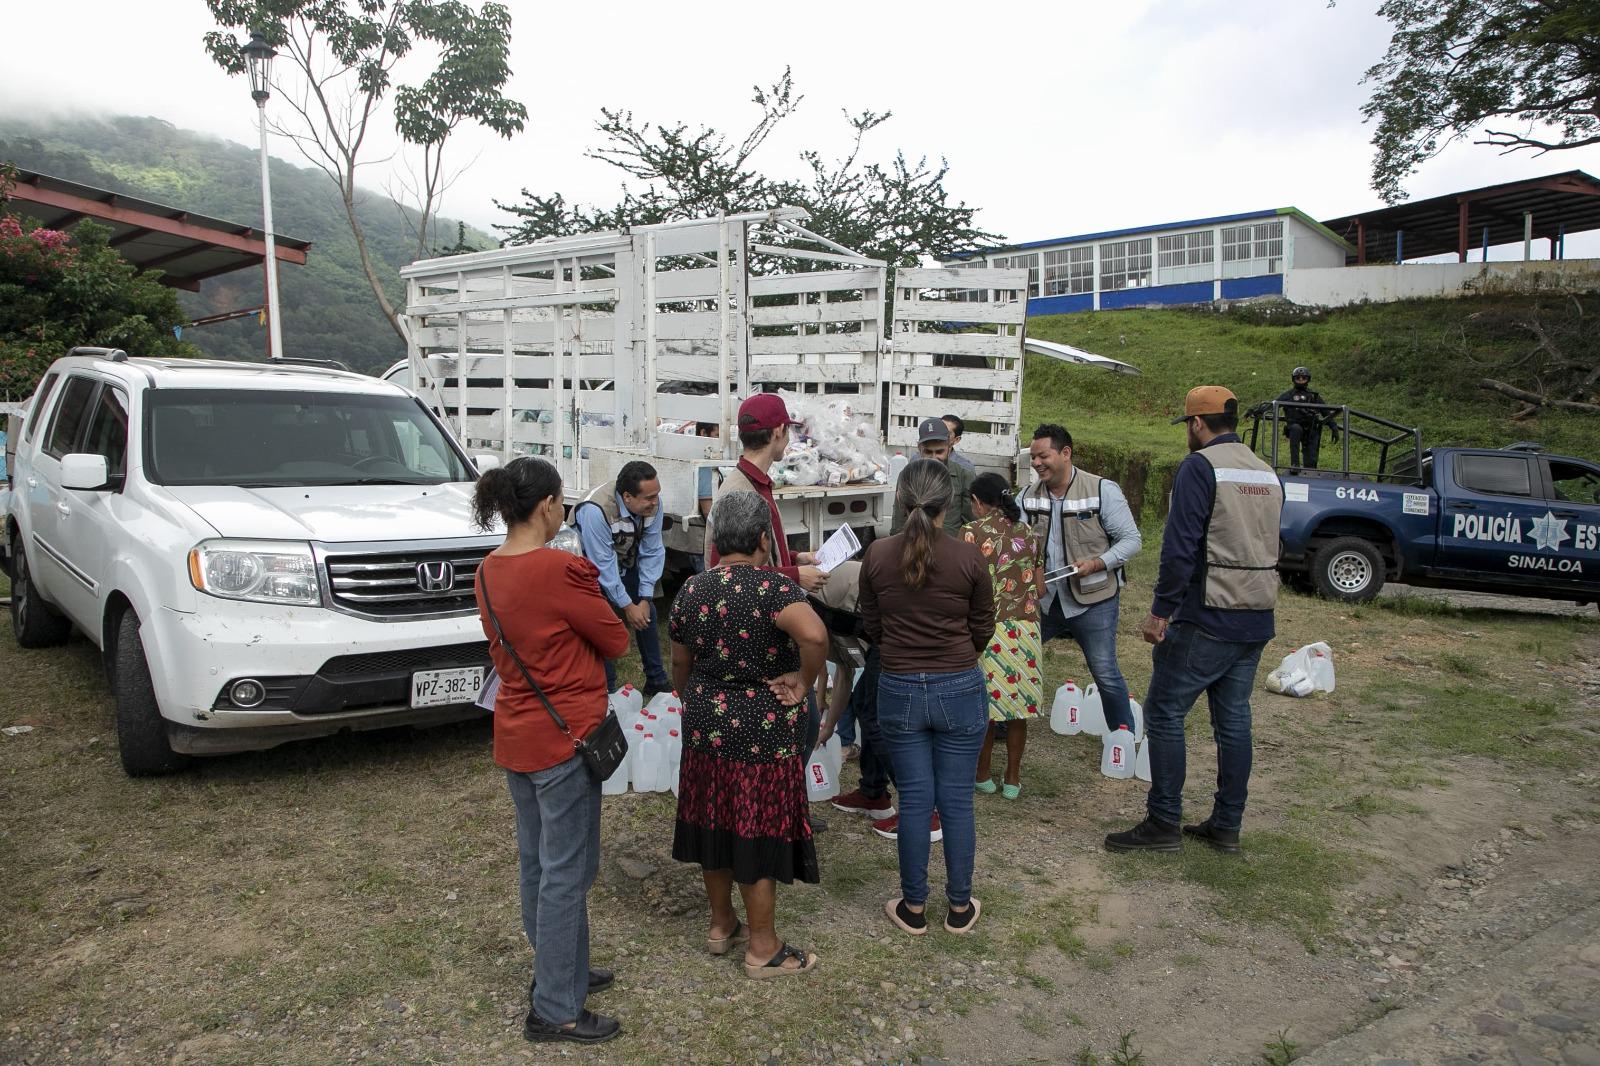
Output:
[{"xmin": 706, "ymin": 393, "xmax": 826, "ymax": 592}]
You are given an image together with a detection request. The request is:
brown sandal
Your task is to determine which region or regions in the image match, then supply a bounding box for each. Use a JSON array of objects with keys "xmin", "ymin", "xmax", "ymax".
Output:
[
  {"xmin": 707, "ymin": 918, "xmax": 750, "ymax": 956},
  {"xmin": 744, "ymin": 943, "xmax": 818, "ymax": 979}
]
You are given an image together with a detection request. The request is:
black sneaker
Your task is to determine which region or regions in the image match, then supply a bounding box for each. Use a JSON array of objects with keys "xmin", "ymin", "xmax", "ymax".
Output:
[
  {"xmin": 642, "ymin": 683, "xmax": 672, "ymax": 699},
  {"xmin": 528, "ymin": 967, "xmax": 615, "ymax": 1003},
  {"xmin": 1183, "ymin": 818, "xmax": 1241, "ymax": 854},
  {"xmin": 524, "ymin": 1008, "xmax": 622, "ymax": 1044},
  {"xmin": 1104, "ymin": 816, "xmax": 1182, "ymax": 853}
]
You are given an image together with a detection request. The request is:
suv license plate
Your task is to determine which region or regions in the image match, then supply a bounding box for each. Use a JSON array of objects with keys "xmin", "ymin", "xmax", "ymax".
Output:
[{"xmin": 411, "ymin": 667, "xmax": 487, "ymax": 709}]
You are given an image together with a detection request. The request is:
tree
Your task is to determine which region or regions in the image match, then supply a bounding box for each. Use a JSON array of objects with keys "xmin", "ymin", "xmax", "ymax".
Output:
[
  {"xmin": 0, "ymin": 170, "xmax": 198, "ymax": 397},
  {"xmin": 495, "ymin": 69, "xmax": 1000, "ymax": 269},
  {"xmin": 1362, "ymin": 0, "xmax": 1600, "ymax": 203},
  {"xmin": 203, "ymin": 1, "xmax": 528, "ymax": 341},
  {"xmin": 1462, "ymin": 295, "xmax": 1600, "ymax": 419}
]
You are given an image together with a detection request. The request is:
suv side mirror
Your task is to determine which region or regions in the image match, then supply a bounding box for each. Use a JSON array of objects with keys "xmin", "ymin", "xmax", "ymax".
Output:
[
  {"xmin": 473, "ymin": 454, "xmax": 501, "ymax": 473},
  {"xmin": 61, "ymin": 453, "xmax": 111, "ymax": 491}
]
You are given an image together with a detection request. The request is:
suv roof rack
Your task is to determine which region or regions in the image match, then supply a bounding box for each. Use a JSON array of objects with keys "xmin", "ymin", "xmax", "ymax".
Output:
[
  {"xmin": 1503, "ymin": 441, "xmax": 1545, "ymax": 453},
  {"xmin": 69, "ymin": 346, "xmax": 128, "ymax": 362},
  {"xmin": 271, "ymin": 356, "xmax": 354, "ymax": 373}
]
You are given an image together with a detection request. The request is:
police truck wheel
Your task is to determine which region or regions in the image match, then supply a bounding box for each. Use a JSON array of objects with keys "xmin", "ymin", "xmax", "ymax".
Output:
[
  {"xmin": 10, "ymin": 533, "xmax": 73, "ymax": 649},
  {"xmin": 1312, "ymin": 537, "xmax": 1385, "ymax": 603},
  {"xmin": 113, "ymin": 612, "xmax": 190, "ymax": 777}
]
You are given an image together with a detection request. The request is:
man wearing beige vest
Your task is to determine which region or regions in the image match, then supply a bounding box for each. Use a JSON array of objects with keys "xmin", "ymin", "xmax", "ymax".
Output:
[
  {"xmin": 1105, "ymin": 387, "xmax": 1283, "ymax": 856},
  {"xmin": 1021, "ymin": 424, "xmax": 1142, "ymax": 733}
]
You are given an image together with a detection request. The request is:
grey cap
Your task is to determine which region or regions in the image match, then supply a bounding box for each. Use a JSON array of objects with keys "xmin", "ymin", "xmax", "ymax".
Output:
[{"xmin": 917, "ymin": 417, "xmax": 950, "ymax": 443}]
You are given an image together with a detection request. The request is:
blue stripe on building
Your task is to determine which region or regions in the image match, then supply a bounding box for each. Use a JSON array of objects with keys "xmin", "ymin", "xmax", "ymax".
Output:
[{"xmin": 1220, "ymin": 275, "xmax": 1284, "ymax": 300}]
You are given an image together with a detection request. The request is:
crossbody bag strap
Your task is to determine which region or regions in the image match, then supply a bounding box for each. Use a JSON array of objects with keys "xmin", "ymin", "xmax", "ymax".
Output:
[{"xmin": 478, "ymin": 560, "xmax": 576, "ymax": 744}]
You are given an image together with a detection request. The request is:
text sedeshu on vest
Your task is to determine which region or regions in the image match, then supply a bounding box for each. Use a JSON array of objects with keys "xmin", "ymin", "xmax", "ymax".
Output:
[
  {"xmin": 576, "ymin": 484, "xmax": 643, "ymax": 570},
  {"xmin": 1195, "ymin": 442, "xmax": 1283, "ymax": 610},
  {"xmin": 1020, "ymin": 469, "xmax": 1120, "ymax": 606}
]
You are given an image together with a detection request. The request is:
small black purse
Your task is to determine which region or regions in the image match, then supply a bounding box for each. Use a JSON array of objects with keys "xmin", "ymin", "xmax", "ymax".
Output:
[{"xmin": 478, "ymin": 563, "xmax": 629, "ymax": 783}]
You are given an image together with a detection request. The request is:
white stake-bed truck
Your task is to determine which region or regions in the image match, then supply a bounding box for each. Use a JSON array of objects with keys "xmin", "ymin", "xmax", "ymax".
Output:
[{"xmin": 394, "ymin": 207, "xmax": 1028, "ymax": 563}]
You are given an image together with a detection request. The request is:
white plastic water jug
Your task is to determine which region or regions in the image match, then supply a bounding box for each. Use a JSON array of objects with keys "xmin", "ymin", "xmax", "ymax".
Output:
[
  {"xmin": 601, "ymin": 752, "xmax": 630, "ymax": 796},
  {"xmin": 1100, "ymin": 727, "xmax": 1135, "ymax": 780},
  {"xmin": 611, "ymin": 684, "xmax": 644, "ymax": 721},
  {"xmin": 666, "ymin": 728, "xmax": 683, "ymax": 797},
  {"xmin": 889, "ymin": 452, "xmax": 909, "ymax": 485},
  {"xmin": 1134, "ymin": 737, "xmax": 1152, "ymax": 781},
  {"xmin": 1080, "ymin": 684, "xmax": 1108, "ymax": 737},
  {"xmin": 805, "ymin": 735, "xmax": 842, "ymax": 802},
  {"xmin": 645, "ymin": 690, "xmax": 682, "ymax": 718},
  {"xmin": 1050, "ymin": 681, "xmax": 1082, "ymax": 735},
  {"xmin": 635, "ymin": 733, "xmax": 668, "ymax": 793},
  {"xmin": 1129, "ymin": 698, "xmax": 1145, "ymax": 742}
]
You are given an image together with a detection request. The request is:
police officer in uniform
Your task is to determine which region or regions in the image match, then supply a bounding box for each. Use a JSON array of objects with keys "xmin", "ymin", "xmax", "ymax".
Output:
[
  {"xmin": 1274, "ymin": 367, "xmax": 1329, "ymax": 471},
  {"xmin": 573, "ymin": 460, "xmax": 671, "ymax": 695},
  {"xmin": 1105, "ymin": 387, "xmax": 1283, "ymax": 855}
]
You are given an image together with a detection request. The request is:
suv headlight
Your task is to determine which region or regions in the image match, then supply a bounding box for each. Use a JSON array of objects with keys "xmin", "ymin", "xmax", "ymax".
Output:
[{"xmin": 188, "ymin": 541, "xmax": 321, "ymax": 607}]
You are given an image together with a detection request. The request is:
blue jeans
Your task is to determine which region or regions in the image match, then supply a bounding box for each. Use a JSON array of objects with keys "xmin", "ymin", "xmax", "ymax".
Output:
[
  {"xmin": 1041, "ymin": 594, "xmax": 1134, "ymax": 732},
  {"xmin": 1143, "ymin": 623, "xmax": 1266, "ymax": 831},
  {"xmin": 506, "ymin": 755, "xmax": 602, "ymax": 1025},
  {"xmin": 604, "ymin": 564, "xmax": 669, "ymax": 692},
  {"xmin": 877, "ymin": 666, "xmax": 987, "ymax": 907}
]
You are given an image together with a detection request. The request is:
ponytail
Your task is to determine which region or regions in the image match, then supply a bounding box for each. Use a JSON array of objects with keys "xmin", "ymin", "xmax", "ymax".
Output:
[
  {"xmin": 971, "ymin": 472, "xmax": 1021, "ymax": 523},
  {"xmin": 472, "ymin": 456, "xmax": 561, "ymax": 531},
  {"xmin": 897, "ymin": 458, "xmax": 953, "ymax": 590}
]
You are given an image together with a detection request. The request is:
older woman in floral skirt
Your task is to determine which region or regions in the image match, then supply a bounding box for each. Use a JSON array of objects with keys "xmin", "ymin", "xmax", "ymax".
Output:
[{"xmin": 962, "ymin": 473, "xmax": 1045, "ymax": 799}]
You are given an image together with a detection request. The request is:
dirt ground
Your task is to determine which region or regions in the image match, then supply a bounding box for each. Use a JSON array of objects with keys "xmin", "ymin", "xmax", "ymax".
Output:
[{"xmin": 2, "ymin": 571, "xmax": 1599, "ymax": 1065}]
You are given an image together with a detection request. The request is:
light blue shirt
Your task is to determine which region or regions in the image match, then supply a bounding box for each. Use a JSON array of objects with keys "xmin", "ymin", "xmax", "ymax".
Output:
[
  {"xmin": 950, "ymin": 450, "xmax": 976, "ymax": 473},
  {"xmin": 1042, "ymin": 475, "xmax": 1142, "ymax": 620},
  {"xmin": 574, "ymin": 490, "xmax": 665, "ymax": 609}
]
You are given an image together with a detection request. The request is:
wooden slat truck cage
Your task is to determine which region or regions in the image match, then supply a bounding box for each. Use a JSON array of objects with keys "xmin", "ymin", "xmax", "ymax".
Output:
[{"xmin": 398, "ymin": 208, "xmax": 1025, "ymax": 562}]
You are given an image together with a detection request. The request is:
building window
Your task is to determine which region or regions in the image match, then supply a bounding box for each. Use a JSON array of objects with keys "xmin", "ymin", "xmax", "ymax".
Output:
[
  {"xmin": 1098, "ymin": 238, "xmax": 1152, "ymax": 292},
  {"xmin": 1156, "ymin": 231, "xmax": 1214, "ymax": 285},
  {"xmin": 1043, "ymin": 247, "xmax": 1094, "ymax": 295},
  {"xmin": 1221, "ymin": 221, "xmax": 1284, "ymax": 278},
  {"xmin": 991, "ymin": 253, "xmax": 1040, "ymax": 298}
]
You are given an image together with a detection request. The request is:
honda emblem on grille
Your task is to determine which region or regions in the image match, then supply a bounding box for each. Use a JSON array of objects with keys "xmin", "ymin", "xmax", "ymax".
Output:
[{"xmin": 416, "ymin": 561, "xmax": 455, "ymax": 593}]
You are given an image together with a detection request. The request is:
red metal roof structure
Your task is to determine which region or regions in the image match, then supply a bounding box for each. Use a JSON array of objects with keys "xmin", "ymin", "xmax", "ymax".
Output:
[
  {"xmin": 4, "ymin": 168, "xmax": 310, "ymax": 291},
  {"xmin": 1320, "ymin": 170, "xmax": 1600, "ymax": 265}
]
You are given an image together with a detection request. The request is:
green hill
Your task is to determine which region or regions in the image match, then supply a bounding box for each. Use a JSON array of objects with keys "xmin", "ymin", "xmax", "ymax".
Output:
[
  {"xmin": 0, "ymin": 114, "xmax": 494, "ymax": 374},
  {"xmin": 1021, "ymin": 295, "xmax": 1600, "ymax": 521}
]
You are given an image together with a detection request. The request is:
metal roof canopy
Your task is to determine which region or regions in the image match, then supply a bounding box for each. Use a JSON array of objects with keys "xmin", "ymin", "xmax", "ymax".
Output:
[
  {"xmin": 4, "ymin": 168, "xmax": 311, "ymax": 291},
  {"xmin": 1320, "ymin": 170, "xmax": 1600, "ymax": 264}
]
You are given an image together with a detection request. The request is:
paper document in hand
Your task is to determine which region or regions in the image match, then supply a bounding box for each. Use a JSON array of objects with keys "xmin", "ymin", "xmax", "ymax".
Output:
[
  {"xmin": 475, "ymin": 673, "xmax": 501, "ymax": 712},
  {"xmin": 814, "ymin": 525, "xmax": 863, "ymax": 573}
]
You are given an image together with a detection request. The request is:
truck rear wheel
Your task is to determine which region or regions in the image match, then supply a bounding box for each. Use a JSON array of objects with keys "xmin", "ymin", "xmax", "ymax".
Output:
[
  {"xmin": 114, "ymin": 612, "xmax": 191, "ymax": 777},
  {"xmin": 10, "ymin": 533, "xmax": 73, "ymax": 649},
  {"xmin": 1312, "ymin": 536, "xmax": 1385, "ymax": 603}
]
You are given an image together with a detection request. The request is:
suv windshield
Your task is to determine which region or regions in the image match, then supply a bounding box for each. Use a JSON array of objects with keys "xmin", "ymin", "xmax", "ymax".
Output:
[{"xmin": 145, "ymin": 389, "xmax": 474, "ymax": 487}]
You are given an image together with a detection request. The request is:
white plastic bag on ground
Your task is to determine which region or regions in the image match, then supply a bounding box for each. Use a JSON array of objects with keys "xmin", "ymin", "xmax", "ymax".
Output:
[{"xmin": 1266, "ymin": 641, "xmax": 1335, "ymax": 697}]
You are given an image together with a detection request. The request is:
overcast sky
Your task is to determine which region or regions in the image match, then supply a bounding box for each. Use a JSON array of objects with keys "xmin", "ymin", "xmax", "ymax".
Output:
[{"xmin": 3, "ymin": 0, "xmax": 1597, "ymax": 259}]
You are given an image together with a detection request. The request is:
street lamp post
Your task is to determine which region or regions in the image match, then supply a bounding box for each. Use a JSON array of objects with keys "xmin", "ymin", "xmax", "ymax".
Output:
[{"xmin": 242, "ymin": 31, "xmax": 284, "ymax": 360}]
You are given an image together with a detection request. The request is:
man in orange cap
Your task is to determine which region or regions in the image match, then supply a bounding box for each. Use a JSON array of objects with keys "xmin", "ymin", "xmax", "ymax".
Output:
[{"xmin": 1105, "ymin": 386, "xmax": 1283, "ymax": 856}]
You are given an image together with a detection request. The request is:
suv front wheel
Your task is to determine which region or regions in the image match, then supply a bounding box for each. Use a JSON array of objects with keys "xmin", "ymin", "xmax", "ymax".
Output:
[
  {"xmin": 114, "ymin": 611, "xmax": 191, "ymax": 776},
  {"xmin": 10, "ymin": 532, "xmax": 73, "ymax": 648}
]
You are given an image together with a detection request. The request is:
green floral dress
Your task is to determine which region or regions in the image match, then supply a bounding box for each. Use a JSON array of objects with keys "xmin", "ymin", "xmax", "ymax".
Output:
[{"xmin": 961, "ymin": 512, "xmax": 1044, "ymax": 722}]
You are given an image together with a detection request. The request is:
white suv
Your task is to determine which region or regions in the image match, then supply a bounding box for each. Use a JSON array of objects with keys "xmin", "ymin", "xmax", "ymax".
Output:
[{"xmin": 6, "ymin": 350, "xmax": 502, "ymax": 775}]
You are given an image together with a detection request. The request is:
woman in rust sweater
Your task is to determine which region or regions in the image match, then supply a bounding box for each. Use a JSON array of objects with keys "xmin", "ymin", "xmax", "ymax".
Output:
[
  {"xmin": 859, "ymin": 458, "xmax": 995, "ymax": 937},
  {"xmin": 473, "ymin": 457, "xmax": 629, "ymax": 1045}
]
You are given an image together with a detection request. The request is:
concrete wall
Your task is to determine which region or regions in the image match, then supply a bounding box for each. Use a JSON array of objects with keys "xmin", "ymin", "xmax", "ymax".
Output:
[
  {"xmin": 1283, "ymin": 259, "xmax": 1600, "ymax": 308},
  {"xmin": 1286, "ymin": 216, "xmax": 1347, "ymax": 270}
]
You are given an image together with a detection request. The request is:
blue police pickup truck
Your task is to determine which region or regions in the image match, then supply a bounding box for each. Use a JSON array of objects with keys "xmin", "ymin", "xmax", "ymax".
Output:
[{"xmin": 1245, "ymin": 403, "xmax": 1600, "ymax": 605}]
